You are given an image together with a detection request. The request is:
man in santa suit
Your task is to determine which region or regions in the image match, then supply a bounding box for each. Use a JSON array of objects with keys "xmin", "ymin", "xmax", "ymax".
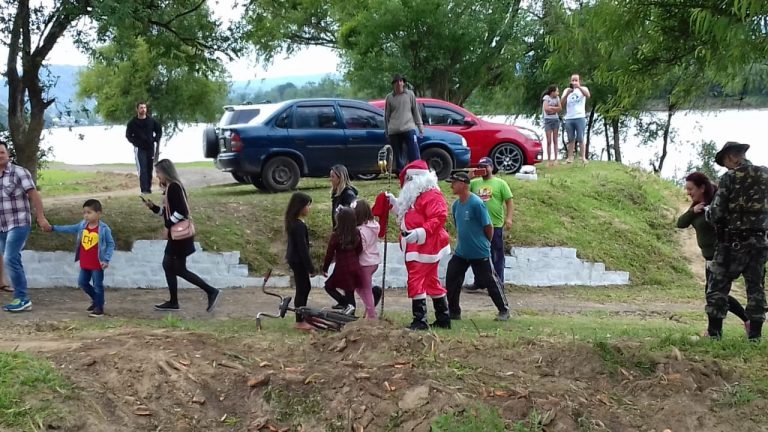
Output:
[{"xmin": 383, "ymin": 160, "xmax": 452, "ymax": 330}]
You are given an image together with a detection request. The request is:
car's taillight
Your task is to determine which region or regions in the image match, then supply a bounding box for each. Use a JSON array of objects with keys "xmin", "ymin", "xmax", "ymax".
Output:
[{"xmin": 230, "ymin": 133, "xmax": 243, "ymax": 152}]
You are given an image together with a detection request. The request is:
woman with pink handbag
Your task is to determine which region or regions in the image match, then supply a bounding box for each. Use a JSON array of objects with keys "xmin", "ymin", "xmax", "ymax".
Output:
[{"xmin": 142, "ymin": 159, "xmax": 221, "ymax": 312}]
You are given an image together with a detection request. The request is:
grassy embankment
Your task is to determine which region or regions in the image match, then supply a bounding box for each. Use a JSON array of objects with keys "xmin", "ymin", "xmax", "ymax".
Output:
[{"xmin": 31, "ymin": 161, "xmax": 697, "ymax": 301}]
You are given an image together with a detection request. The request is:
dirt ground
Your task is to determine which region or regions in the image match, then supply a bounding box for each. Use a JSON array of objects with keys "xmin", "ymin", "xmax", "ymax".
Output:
[
  {"xmin": 0, "ymin": 286, "xmax": 701, "ymax": 324},
  {"xmin": 2, "ymin": 319, "xmax": 764, "ymax": 432}
]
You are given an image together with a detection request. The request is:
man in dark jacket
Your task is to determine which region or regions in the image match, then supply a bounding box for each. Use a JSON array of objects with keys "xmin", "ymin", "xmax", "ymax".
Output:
[{"xmin": 125, "ymin": 102, "xmax": 162, "ymax": 194}]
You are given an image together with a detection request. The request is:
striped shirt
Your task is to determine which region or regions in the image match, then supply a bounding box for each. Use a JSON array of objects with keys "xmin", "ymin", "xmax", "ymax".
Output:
[{"xmin": 0, "ymin": 163, "xmax": 35, "ymax": 231}]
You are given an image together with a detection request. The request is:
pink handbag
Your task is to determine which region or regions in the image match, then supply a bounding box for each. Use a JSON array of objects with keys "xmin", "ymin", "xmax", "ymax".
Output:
[{"xmin": 165, "ymin": 184, "xmax": 196, "ymax": 240}]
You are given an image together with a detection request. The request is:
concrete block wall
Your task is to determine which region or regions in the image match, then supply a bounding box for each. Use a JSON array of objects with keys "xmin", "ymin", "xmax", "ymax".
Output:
[{"xmin": 25, "ymin": 241, "xmax": 628, "ymax": 289}]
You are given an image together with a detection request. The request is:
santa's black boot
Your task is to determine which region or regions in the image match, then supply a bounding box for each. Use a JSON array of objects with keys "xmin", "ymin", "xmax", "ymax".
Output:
[
  {"xmin": 431, "ymin": 297, "xmax": 451, "ymax": 329},
  {"xmin": 408, "ymin": 299, "xmax": 429, "ymax": 331}
]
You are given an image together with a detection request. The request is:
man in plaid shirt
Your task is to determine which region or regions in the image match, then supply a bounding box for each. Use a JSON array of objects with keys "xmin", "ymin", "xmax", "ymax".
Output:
[{"xmin": 0, "ymin": 141, "xmax": 51, "ymax": 312}]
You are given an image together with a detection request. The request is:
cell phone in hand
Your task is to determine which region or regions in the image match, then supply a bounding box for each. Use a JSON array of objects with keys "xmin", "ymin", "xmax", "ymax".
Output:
[
  {"xmin": 472, "ymin": 168, "xmax": 488, "ymax": 177},
  {"xmin": 569, "ymin": 83, "xmax": 574, "ymax": 89}
]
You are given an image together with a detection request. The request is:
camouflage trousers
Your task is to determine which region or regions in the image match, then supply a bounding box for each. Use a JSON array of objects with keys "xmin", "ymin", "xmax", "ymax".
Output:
[{"xmin": 705, "ymin": 243, "xmax": 768, "ymax": 321}]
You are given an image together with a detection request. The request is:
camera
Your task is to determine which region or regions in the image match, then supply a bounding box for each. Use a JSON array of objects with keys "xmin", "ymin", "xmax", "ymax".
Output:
[{"xmin": 569, "ymin": 83, "xmax": 574, "ymax": 89}]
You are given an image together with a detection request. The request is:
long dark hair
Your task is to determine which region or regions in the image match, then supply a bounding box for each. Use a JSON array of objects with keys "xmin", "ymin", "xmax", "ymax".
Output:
[
  {"xmin": 685, "ymin": 172, "xmax": 717, "ymax": 205},
  {"xmin": 284, "ymin": 192, "xmax": 312, "ymax": 234},
  {"xmin": 354, "ymin": 199, "xmax": 374, "ymax": 225},
  {"xmin": 335, "ymin": 207, "xmax": 360, "ymax": 250},
  {"xmin": 542, "ymin": 85, "xmax": 558, "ymax": 98}
]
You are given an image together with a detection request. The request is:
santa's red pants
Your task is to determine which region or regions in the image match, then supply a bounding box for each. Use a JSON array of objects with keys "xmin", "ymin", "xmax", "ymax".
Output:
[{"xmin": 406, "ymin": 261, "xmax": 447, "ymax": 299}]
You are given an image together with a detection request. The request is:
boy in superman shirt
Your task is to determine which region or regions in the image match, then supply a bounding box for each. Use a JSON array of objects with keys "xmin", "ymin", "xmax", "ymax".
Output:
[{"xmin": 49, "ymin": 199, "xmax": 115, "ymax": 317}]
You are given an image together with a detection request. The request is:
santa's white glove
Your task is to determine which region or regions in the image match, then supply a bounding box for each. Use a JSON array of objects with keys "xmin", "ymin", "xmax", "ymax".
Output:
[
  {"xmin": 404, "ymin": 227, "xmax": 426, "ymax": 245},
  {"xmin": 385, "ymin": 192, "xmax": 399, "ymax": 213}
]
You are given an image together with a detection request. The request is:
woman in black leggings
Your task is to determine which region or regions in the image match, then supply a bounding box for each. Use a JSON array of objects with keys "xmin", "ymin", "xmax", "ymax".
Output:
[
  {"xmin": 678, "ymin": 172, "xmax": 748, "ymax": 335},
  {"xmin": 144, "ymin": 159, "xmax": 221, "ymax": 312}
]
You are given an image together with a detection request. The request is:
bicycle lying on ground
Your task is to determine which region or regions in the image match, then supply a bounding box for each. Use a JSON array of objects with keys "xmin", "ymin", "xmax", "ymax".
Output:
[{"xmin": 256, "ymin": 269, "xmax": 358, "ymax": 331}]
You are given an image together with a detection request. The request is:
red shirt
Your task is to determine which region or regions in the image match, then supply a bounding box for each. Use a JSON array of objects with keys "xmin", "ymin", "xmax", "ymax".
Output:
[{"xmin": 79, "ymin": 225, "xmax": 101, "ymax": 270}]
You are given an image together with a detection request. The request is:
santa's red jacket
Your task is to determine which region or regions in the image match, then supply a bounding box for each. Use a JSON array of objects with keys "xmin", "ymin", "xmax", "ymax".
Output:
[{"xmin": 399, "ymin": 188, "xmax": 451, "ymax": 263}]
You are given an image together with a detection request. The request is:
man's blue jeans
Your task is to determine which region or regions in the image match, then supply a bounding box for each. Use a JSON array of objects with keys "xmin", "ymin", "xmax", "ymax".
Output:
[
  {"xmin": 79, "ymin": 269, "xmax": 105, "ymax": 308},
  {"xmin": 0, "ymin": 225, "xmax": 31, "ymax": 301},
  {"xmin": 491, "ymin": 227, "xmax": 506, "ymax": 284}
]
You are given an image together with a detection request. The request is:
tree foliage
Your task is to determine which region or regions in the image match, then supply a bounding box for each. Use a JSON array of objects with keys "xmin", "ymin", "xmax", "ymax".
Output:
[
  {"xmin": 77, "ymin": 37, "xmax": 228, "ymax": 135},
  {"xmin": 0, "ymin": 0, "xmax": 240, "ymax": 179},
  {"xmin": 244, "ymin": 0, "xmax": 529, "ymax": 104}
]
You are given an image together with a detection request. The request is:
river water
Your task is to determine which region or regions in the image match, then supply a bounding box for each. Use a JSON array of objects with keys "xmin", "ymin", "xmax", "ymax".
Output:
[{"xmin": 42, "ymin": 108, "xmax": 766, "ymax": 180}]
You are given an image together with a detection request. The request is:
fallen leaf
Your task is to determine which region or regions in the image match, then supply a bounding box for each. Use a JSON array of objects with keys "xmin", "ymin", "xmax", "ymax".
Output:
[
  {"xmin": 304, "ymin": 373, "xmax": 322, "ymax": 384},
  {"xmin": 493, "ymin": 390, "xmax": 510, "ymax": 397},
  {"xmin": 391, "ymin": 373, "xmax": 404, "ymax": 380},
  {"xmin": 191, "ymin": 393, "xmax": 206, "ymax": 405},
  {"xmin": 133, "ymin": 406, "xmax": 152, "ymax": 416},
  {"xmin": 259, "ymin": 361, "xmax": 272, "ymax": 368},
  {"xmin": 247, "ymin": 374, "xmax": 271, "ymax": 387},
  {"xmin": 331, "ymin": 338, "xmax": 348, "ymax": 353},
  {"xmin": 354, "ymin": 373, "xmax": 371, "ymax": 380},
  {"xmin": 179, "ymin": 359, "xmax": 191, "ymax": 366},
  {"xmin": 384, "ymin": 381, "xmax": 395, "ymax": 392}
]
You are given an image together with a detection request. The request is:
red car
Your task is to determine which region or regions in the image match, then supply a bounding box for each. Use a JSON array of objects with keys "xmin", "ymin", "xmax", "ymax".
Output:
[{"xmin": 370, "ymin": 98, "xmax": 543, "ymax": 173}]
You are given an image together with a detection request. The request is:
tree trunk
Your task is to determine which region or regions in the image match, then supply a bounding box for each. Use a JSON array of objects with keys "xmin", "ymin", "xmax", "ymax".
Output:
[
  {"xmin": 603, "ymin": 117, "xmax": 612, "ymax": 161},
  {"xmin": 585, "ymin": 105, "xmax": 595, "ymax": 159},
  {"xmin": 5, "ymin": 0, "xmax": 76, "ymax": 181},
  {"xmin": 656, "ymin": 108, "xmax": 675, "ymax": 175},
  {"xmin": 611, "ymin": 117, "xmax": 622, "ymax": 163}
]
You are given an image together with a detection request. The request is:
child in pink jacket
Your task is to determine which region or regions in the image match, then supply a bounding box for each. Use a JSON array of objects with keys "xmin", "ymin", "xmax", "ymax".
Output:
[{"xmin": 354, "ymin": 200, "xmax": 381, "ymax": 319}]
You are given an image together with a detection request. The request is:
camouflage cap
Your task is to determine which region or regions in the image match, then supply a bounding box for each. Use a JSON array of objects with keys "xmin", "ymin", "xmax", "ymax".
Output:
[{"xmin": 715, "ymin": 141, "xmax": 750, "ymax": 167}]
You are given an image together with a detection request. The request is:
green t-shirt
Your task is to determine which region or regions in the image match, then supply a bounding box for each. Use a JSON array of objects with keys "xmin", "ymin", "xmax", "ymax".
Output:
[{"xmin": 470, "ymin": 177, "xmax": 513, "ymax": 227}]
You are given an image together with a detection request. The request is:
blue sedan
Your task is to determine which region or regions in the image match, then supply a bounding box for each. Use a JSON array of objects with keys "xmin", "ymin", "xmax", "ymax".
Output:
[{"xmin": 210, "ymin": 98, "xmax": 471, "ymax": 192}]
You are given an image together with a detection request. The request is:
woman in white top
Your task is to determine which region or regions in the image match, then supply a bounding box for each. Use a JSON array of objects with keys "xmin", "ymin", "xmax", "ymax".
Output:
[
  {"xmin": 541, "ymin": 85, "xmax": 562, "ymax": 166},
  {"xmin": 560, "ymin": 74, "xmax": 591, "ymax": 163}
]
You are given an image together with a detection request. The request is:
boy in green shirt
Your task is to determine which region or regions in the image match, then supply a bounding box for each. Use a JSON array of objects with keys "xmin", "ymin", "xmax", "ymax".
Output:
[{"xmin": 468, "ymin": 157, "xmax": 514, "ymax": 286}]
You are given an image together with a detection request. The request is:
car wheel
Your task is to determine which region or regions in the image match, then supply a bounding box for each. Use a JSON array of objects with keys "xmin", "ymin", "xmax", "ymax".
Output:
[
  {"xmin": 354, "ymin": 173, "xmax": 380, "ymax": 181},
  {"xmin": 251, "ymin": 176, "xmax": 270, "ymax": 192},
  {"xmin": 421, "ymin": 147, "xmax": 453, "ymax": 180},
  {"xmin": 490, "ymin": 143, "xmax": 524, "ymax": 174},
  {"xmin": 231, "ymin": 172, "xmax": 249, "ymax": 184},
  {"xmin": 261, "ymin": 156, "xmax": 300, "ymax": 192},
  {"xmin": 203, "ymin": 126, "xmax": 219, "ymax": 159}
]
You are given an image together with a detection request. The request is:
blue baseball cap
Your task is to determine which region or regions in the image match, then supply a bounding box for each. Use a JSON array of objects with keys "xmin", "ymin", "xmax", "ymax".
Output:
[{"xmin": 478, "ymin": 157, "xmax": 493, "ymax": 167}]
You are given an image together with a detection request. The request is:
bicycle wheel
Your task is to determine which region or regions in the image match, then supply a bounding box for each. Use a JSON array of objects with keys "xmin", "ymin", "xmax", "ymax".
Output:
[{"xmin": 298, "ymin": 307, "xmax": 358, "ymax": 329}]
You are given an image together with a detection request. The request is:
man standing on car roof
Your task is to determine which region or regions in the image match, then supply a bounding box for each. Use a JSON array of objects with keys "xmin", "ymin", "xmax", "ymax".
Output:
[{"xmin": 384, "ymin": 74, "xmax": 424, "ymax": 171}]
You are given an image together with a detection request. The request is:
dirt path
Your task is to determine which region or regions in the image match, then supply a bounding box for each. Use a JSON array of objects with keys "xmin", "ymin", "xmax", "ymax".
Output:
[
  {"xmin": 45, "ymin": 166, "xmax": 235, "ymax": 205},
  {"xmin": 0, "ymin": 287, "xmax": 699, "ymax": 325}
]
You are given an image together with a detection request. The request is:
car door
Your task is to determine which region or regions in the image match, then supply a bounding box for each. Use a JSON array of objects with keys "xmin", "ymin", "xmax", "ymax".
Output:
[
  {"xmin": 286, "ymin": 103, "xmax": 346, "ymax": 176},
  {"xmin": 338, "ymin": 104, "xmax": 387, "ymax": 174},
  {"xmin": 423, "ymin": 103, "xmax": 483, "ymax": 144}
]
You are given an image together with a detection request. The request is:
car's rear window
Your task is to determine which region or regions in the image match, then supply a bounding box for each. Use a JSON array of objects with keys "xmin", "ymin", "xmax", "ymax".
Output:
[
  {"xmin": 220, "ymin": 109, "xmax": 260, "ymax": 126},
  {"xmin": 219, "ymin": 103, "xmax": 286, "ymax": 127}
]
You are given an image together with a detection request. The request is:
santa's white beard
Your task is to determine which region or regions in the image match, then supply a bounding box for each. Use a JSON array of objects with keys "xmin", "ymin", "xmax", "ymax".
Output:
[{"xmin": 397, "ymin": 172, "xmax": 439, "ymax": 222}]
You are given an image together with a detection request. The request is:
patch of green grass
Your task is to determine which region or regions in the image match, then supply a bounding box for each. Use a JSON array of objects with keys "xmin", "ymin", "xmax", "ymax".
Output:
[
  {"xmin": 0, "ymin": 352, "xmax": 71, "ymax": 429},
  {"xmin": 263, "ymin": 386, "xmax": 325, "ymax": 427},
  {"xmin": 714, "ymin": 383, "xmax": 759, "ymax": 408},
  {"xmin": 432, "ymin": 404, "xmax": 506, "ymax": 431},
  {"xmin": 511, "ymin": 409, "xmax": 547, "ymax": 432}
]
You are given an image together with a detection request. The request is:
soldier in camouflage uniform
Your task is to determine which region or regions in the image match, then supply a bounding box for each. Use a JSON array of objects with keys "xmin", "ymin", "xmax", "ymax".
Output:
[{"xmin": 705, "ymin": 141, "xmax": 768, "ymax": 341}]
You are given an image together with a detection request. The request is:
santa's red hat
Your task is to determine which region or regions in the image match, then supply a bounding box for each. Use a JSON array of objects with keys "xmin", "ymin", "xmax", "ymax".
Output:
[{"xmin": 399, "ymin": 159, "xmax": 430, "ymax": 187}]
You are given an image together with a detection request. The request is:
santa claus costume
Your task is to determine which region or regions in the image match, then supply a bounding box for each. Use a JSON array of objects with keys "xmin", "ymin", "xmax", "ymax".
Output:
[{"xmin": 380, "ymin": 160, "xmax": 452, "ymax": 330}]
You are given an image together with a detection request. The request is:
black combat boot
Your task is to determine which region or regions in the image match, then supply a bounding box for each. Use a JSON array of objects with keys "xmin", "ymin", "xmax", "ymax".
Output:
[
  {"xmin": 748, "ymin": 320, "xmax": 763, "ymax": 342},
  {"xmin": 408, "ymin": 299, "xmax": 429, "ymax": 331},
  {"xmin": 706, "ymin": 316, "xmax": 723, "ymax": 340},
  {"xmin": 431, "ymin": 297, "xmax": 451, "ymax": 329}
]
